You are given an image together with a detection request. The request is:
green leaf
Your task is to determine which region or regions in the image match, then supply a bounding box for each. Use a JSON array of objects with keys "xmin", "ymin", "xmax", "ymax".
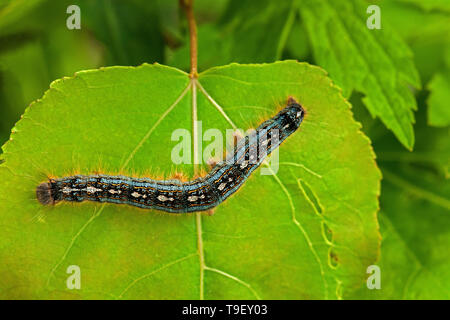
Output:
[
  {"xmin": 395, "ymin": 0, "xmax": 450, "ymax": 13},
  {"xmin": 0, "ymin": 61, "xmax": 380, "ymax": 299},
  {"xmin": 169, "ymin": 0, "xmax": 299, "ymax": 70},
  {"xmin": 79, "ymin": 0, "xmax": 165, "ymax": 66},
  {"xmin": 349, "ymin": 158, "xmax": 450, "ymax": 300},
  {"xmin": 427, "ymin": 71, "xmax": 450, "ymax": 127},
  {"xmin": 348, "ymin": 105, "xmax": 450, "ymax": 299},
  {"xmin": 0, "ymin": 0, "xmax": 45, "ymax": 35},
  {"xmin": 168, "ymin": 24, "xmax": 232, "ymax": 72},
  {"xmin": 379, "ymin": 1, "xmax": 450, "ymax": 85},
  {"xmin": 0, "ymin": 4, "xmax": 103, "ymax": 147},
  {"xmin": 299, "ymin": 0, "xmax": 421, "ymax": 150},
  {"xmin": 214, "ymin": 0, "xmax": 421, "ymax": 148},
  {"xmin": 284, "ymin": 18, "xmax": 311, "ymax": 61},
  {"xmin": 219, "ymin": 0, "xmax": 296, "ymax": 63}
]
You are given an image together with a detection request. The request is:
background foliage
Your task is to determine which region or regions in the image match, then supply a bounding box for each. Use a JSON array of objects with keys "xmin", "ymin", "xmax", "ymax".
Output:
[{"xmin": 0, "ymin": 0, "xmax": 449, "ymax": 299}]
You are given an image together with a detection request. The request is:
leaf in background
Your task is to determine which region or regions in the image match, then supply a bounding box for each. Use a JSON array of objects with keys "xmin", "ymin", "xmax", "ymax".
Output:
[
  {"xmin": 374, "ymin": 92, "xmax": 449, "ymax": 178},
  {"xmin": 0, "ymin": 0, "xmax": 170, "ymax": 147},
  {"xmin": 0, "ymin": 68, "xmax": 24, "ymax": 144},
  {"xmin": 350, "ymin": 152, "xmax": 450, "ymax": 300},
  {"xmin": 162, "ymin": 0, "xmax": 230, "ymax": 67},
  {"xmin": 215, "ymin": 0, "xmax": 421, "ymax": 148},
  {"xmin": 379, "ymin": 162, "xmax": 450, "ymax": 299},
  {"xmin": 395, "ymin": 0, "xmax": 450, "ymax": 13},
  {"xmin": 299, "ymin": 0, "xmax": 421, "ymax": 150},
  {"xmin": 379, "ymin": 0, "xmax": 450, "ymax": 84},
  {"xmin": 0, "ymin": 61, "xmax": 380, "ymax": 299},
  {"xmin": 427, "ymin": 71, "xmax": 450, "ymax": 127},
  {"xmin": 219, "ymin": 0, "xmax": 297, "ymax": 62},
  {"xmin": 171, "ymin": 0, "xmax": 299, "ymax": 69},
  {"xmin": 167, "ymin": 24, "xmax": 232, "ymax": 73},
  {"xmin": 168, "ymin": 0, "xmax": 298, "ymax": 72},
  {"xmin": 0, "ymin": 3, "xmax": 104, "ymax": 147},
  {"xmin": 378, "ymin": 1, "xmax": 450, "ymax": 127},
  {"xmin": 348, "ymin": 96, "xmax": 450, "ymax": 299},
  {"xmin": 0, "ymin": 0, "xmax": 45, "ymax": 35},
  {"xmin": 426, "ymin": 44, "xmax": 450, "ymax": 127},
  {"xmin": 79, "ymin": 0, "xmax": 165, "ymax": 66},
  {"xmin": 351, "ymin": 159, "xmax": 450, "ymax": 299},
  {"xmin": 284, "ymin": 17, "xmax": 311, "ymax": 62}
]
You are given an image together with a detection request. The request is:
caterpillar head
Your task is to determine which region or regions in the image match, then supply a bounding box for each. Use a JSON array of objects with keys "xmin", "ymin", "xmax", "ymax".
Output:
[
  {"xmin": 279, "ymin": 98, "xmax": 305, "ymax": 131},
  {"xmin": 36, "ymin": 182, "xmax": 54, "ymax": 205}
]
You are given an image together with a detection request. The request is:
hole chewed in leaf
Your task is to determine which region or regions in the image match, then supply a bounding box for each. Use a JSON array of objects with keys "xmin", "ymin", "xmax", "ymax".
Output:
[
  {"xmin": 298, "ymin": 178, "xmax": 323, "ymax": 215},
  {"xmin": 328, "ymin": 248, "xmax": 339, "ymax": 269},
  {"xmin": 321, "ymin": 221, "xmax": 333, "ymax": 244}
]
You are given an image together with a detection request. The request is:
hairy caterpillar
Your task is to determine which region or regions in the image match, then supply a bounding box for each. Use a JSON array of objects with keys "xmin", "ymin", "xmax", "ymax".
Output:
[{"xmin": 36, "ymin": 98, "xmax": 305, "ymax": 213}]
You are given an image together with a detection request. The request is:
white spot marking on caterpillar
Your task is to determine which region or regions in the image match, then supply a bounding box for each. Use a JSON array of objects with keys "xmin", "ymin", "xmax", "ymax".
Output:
[
  {"xmin": 157, "ymin": 195, "xmax": 174, "ymax": 202},
  {"xmin": 62, "ymin": 187, "xmax": 79, "ymax": 194},
  {"xmin": 85, "ymin": 186, "xmax": 102, "ymax": 194},
  {"xmin": 218, "ymin": 183, "xmax": 226, "ymax": 191},
  {"xmin": 157, "ymin": 195, "xmax": 168, "ymax": 202},
  {"xmin": 188, "ymin": 195, "xmax": 198, "ymax": 202}
]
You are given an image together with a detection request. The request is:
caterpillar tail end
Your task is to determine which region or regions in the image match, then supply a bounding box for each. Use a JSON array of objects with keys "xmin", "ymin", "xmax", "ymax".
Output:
[{"xmin": 36, "ymin": 182, "xmax": 54, "ymax": 205}]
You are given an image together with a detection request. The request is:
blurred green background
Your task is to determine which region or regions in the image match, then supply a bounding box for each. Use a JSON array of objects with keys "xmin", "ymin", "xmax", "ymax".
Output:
[
  {"xmin": 0, "ymin": 0, "xmax": 449, "ymax": 299},
  {"xmin": 1, "ymin": 0, "xmax": 449, "ymax": 147}
]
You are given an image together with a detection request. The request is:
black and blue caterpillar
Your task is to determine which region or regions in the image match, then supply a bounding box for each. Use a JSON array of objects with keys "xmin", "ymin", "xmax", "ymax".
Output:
[{"xmin": 36, "ymin": 98, "xmax": 305, "ymax": 213}]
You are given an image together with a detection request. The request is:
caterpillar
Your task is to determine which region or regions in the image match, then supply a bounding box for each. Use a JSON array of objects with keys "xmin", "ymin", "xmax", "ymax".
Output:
[{"xmin": 36, "ymin": 98, "xmax": 305, "ymax": 213}]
